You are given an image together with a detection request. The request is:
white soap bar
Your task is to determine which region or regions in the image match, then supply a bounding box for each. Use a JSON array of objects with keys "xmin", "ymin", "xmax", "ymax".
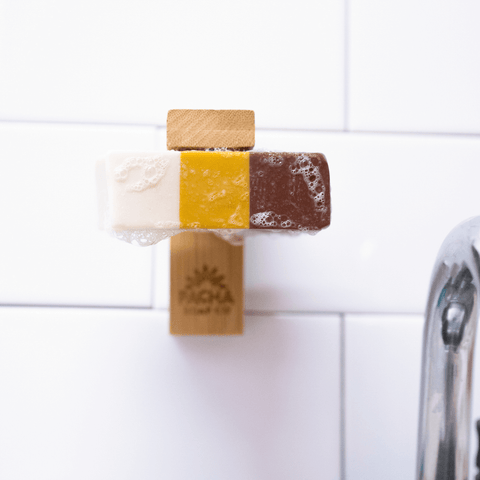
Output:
[{"xmin": 100, "ymin": 151, "xmax": 181, "ymax": 231}]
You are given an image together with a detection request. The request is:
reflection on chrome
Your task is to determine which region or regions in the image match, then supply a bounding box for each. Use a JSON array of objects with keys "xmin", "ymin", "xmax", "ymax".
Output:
[{"xmin": 417, "ymin": 217, "xmax": 480, "ymax": 480}]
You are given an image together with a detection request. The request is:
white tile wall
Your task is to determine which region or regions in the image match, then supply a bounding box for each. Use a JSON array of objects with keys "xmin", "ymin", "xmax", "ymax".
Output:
[
  {"xmin": 153, "ymin": 237, "xmax": 170, "ymax": 310},
  {"xmin": 1, "ymin": 1, "xmax": 480, "ymax": 479},
  {"xmin": 0, "ymin": 0, "xmax": 344, "ymax": 130},
  {"xmin": 0, "ymin": 308, "xmax": 340, "ymax": 480},
  {"xmin": 0, "ymin": 123, "xmax": 155, "ymax": 307},
  {"xmin": 349, "ymin": 0, "xmax": 480, "ymax": 134},
  {"xmin": 346, "ymin": 314, "xmax": 480, "ymax": 480},
  {"xmin": 345, "ymin": 314, "xmax": 423, "ymax": 480}
]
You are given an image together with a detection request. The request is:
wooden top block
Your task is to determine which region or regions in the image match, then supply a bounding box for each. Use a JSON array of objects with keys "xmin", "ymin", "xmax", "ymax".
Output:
[{"xmin": 167, "ymin": 109, "xmax": 255, "ymax": 151}]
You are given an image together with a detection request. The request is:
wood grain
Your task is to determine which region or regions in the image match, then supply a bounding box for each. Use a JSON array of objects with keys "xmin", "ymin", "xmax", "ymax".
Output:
[
  {"xmin": 170, "ymin": 232, "xmax": 244, "ymax": 335},
  {"xmin": 167, "ymin": 109, "xmax": 255, "ymax": 150}
]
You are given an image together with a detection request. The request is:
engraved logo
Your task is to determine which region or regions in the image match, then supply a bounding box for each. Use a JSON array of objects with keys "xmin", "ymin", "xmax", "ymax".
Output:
[{"xmin": 179, "ymin": 265, "xmax": 234, "ymax": 316}]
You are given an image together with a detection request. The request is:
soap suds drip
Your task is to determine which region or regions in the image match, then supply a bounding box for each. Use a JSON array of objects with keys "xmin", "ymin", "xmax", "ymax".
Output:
[
  {"xmin": 109, "ymin": 228, "xmax": 245, "ymax": 247},
  {"xmin": 109, "ymin": 227, "xmax": 318, "ymax": 247},
  {"xmin": 213, "ymin": 229, "xmax": 244, "ymax": 246},
  {"xmin": 250, "ymin": 211, "xmax": 312, "ymax": 230},
  {"xmin": 110, "ymin": 228, "xmax": 181, "ymax": 247},
  {"xmin": 114, "ymin": 155, "xmax": 169, "ymax": 192}
]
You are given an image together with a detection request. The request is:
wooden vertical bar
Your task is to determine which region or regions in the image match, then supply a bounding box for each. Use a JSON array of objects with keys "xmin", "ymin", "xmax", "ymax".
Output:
[{"xmin": 170, "ymin": 232, "xmax": 244, "ymax": 335}]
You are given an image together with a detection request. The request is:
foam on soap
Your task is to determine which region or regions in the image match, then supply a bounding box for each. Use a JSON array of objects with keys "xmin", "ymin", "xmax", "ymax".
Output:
[
  {"xmin": 250, "ymin": 211, "xmax": 299, "ymax": 229},
  {"xmin": 289, "ymin": 154, "xmax": 327, "ymax": 213},
  {"xmin": 113, "ymin": 155, "xmax": 169, "ymax": 192}
]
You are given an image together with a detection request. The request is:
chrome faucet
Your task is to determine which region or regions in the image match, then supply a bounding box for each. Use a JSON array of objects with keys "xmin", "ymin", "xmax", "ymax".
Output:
[{"xmin": 417, "ymin": 216, "xmax": 480, "ymax": 480}]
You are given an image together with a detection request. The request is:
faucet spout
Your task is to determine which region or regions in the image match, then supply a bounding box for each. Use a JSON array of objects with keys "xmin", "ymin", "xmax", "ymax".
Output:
[{"xmin": 417, "ymin": 217, "xmax": 480, "ymax": 480}]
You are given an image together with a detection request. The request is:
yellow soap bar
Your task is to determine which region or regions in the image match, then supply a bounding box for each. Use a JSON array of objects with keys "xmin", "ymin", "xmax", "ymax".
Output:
[{"xmin": 180, "ymin": 151, "xmax": 249, "ymax": 229}]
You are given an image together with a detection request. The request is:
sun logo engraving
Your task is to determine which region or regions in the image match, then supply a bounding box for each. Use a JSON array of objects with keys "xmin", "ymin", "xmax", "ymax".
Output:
[{"xmin": 179, "ymin": 265, "xmax": 234, "ymax": 316}]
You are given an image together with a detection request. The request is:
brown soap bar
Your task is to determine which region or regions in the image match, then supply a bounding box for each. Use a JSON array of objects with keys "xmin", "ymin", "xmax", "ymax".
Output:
[
  {"xmin": 167, "ymin": 109, "xmax": 255, "ymax": 150},
  {"xmin": 250, "ymin": 152, "xmax": 331, "ymax": 231}
]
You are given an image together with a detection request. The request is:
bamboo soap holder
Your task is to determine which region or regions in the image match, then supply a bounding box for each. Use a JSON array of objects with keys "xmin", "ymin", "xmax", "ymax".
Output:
[{"xmin": 96, "ymin": 109, "xmax": 331, "ymax": 335}]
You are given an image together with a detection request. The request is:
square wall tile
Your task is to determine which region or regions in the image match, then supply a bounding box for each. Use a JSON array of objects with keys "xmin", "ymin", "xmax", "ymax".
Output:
[
  {"xmin": 245, "ymin": 130, "xmax": 480, "ymax": 313},
  {"xmin": 0, "ymin": 0, "xmax": 345, "ymax": 130},
  {"xmin": 345, "ymin": 314, "xmax": 424, "ymax": 480},
  {"xmin": 0, "ymin": 307, "xmax": 341, "ymax": 480},
  {"xmin": 0, "ymin": 123, "xmax": 155, "ymax": 306},
  {"xmin": 347, "ymin": 313, "xmax": 480, "ymax": 480},
  {"xmin": 349, "ymin": 0, "xmax": 480, "ymax": 133}
]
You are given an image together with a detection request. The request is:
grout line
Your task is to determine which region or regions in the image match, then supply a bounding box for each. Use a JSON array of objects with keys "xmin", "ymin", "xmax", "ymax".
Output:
[
  {"xmin": 340, "ymin": 313, "xmax": 347, "ymax": 480},
  {"xmin": 154, "ymin": 125, "xmax": 164, "ymax": 147},
  {"xmin": 0, "ymin": 304, "xmax": 153, "ymax": 310},
  {"xmin": 344, "ymin": 0, "xmax": 350, "ymax": 132},
  {"xmin": 244, "ymin": 309, "xmax": 346, "ymax": 317},
  {"xmin": 244, "ymin": 309, "xmax": 424, "ymax": 317},
  {"xmin": 150, "ymin": 246, "xmax": 157, "ymax": 309},
  {"xmin": 256, "ymin": 127, "xmax": 480, "ymax": 139},
  {"xmin": 0, "ymin": 118, "xmax": 159, "ymax": 128},
  {"xmin": 0, "ymin": 304, "xmax": 425, "ymax": 316},
  {"xmin": 149, "ymin": 125, "xmax": 161, "ymax": 310},
  {"xmin": 345, "ymin": 129, "xmax": 480, "ymax": 139},
  {"xmin": 254, "ymin": 126, "xmax": 348, "ymax": 133},
  {"xmin": 1, "ymin": 118, "xmax": 480, "ymax": 139}
]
